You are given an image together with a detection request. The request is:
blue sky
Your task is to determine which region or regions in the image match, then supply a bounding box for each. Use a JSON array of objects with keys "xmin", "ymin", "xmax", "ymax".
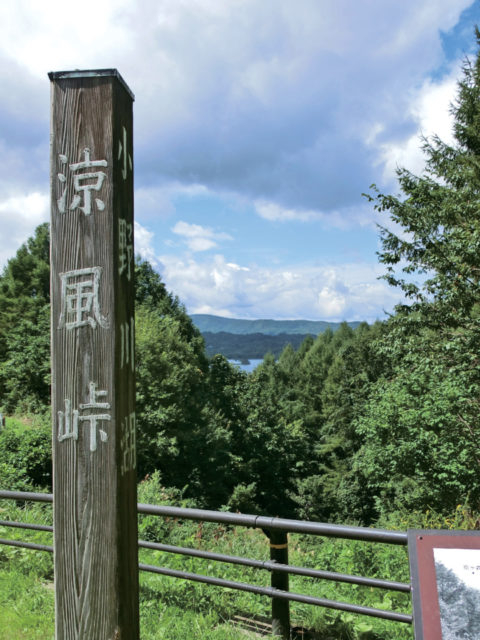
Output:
[{"xmin": 1, "ymin": 1, "xmax": 479, "ymax": 321}]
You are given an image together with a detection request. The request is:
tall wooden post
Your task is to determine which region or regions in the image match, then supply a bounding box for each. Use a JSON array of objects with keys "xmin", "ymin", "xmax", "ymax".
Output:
[{"xmin": 49, "ymin": 69, "xmax": 139, "ymax": 639}]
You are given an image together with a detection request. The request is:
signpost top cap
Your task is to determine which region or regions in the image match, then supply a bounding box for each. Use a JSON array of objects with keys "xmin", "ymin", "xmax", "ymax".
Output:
[{"xmin": 48, "ymin": 68, "xmax": 134, "ymax": 101}]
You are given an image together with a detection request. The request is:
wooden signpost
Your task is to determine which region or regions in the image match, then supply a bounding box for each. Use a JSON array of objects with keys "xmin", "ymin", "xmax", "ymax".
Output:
[{"xmin": 49, "ymin": 69, "xmax": 139, "ymax": 639}]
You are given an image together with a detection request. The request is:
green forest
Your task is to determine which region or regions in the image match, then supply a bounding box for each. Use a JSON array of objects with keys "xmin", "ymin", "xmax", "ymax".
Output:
[
  {"xmin": 201, "ymin": 331, "xmax": 313, "ymax": 360},
  {"xmin": 196, "ymin": 316, "xmax": 362, "ymax": 361},
  {"xmin": 191, "ymin": 314, "xmax": 362, "ymax": 335},
  {"xmin": 2, "ymin": 29, "xmax": 480, "ymax": 640}
]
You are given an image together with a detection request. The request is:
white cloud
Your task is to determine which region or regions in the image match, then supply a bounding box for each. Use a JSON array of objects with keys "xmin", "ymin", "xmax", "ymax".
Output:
[
  {"xmin": 134, "ymin": 220, "xmax": 164, "ymax": 269},
  {"xmin": 0, "ymin": 1, "xmax": 475, "ymax": 224},
  {"xmin": 254, "ymin": 199, "xmax": 382, "ymax": 229},
  {"xmin": 377, "ymin": 68, "xmax": 459, "ymax": 180},
  {"xmin": 255, "ymin": 200, "xmax": 320, "ymax": 222},
  {"xmin": 157, "ymin": 253, "xmax": 402, "ymax": 322},
  {"xmin": 226, "ymin": 262, "xmax": 249, "ymax": 272},
  {"xmin": 100, "ymin": 0, "xmax": 473, "ymax": 219},
  {"xmin": 0, "ymin": 1, "xmax": 133, "ymax": 79},
  {"xmin": 0, "ymin": 191, "xmax": 49, "ymax": 267},
  {"xmin": 172, "ymin": 221, "xmax": 232, "ymax": 252}
]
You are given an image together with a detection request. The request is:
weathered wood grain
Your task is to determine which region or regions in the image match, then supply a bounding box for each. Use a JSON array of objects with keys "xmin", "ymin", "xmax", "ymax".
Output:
[{"xmin": 49, "ymin": 70, "xmax": 138, "ymax": 639}]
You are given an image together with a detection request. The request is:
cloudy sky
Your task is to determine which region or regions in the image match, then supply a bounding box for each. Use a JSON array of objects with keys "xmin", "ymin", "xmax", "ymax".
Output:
[{"xmin": 1, "ymin": 1, "xmax": 479, "ymax": 321}]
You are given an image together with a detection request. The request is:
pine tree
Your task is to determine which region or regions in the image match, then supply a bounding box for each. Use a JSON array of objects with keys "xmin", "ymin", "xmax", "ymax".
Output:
[
  {"xmin": 354, "ymin": 30, "xmax": 480, "ymax": 518},
  {"xmin": 366, "ymin": 30, "xmax": 480, "ymax": 327}
]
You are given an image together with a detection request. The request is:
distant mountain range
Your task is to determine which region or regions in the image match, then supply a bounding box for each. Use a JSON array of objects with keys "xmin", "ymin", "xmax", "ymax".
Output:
[
  {"xmin": 190, "ymin": 314, "xmax": 363, "ymax": 360},
  {"xmin": 191, "ymin": 314, "xmax": 362, "ymax": 336}
]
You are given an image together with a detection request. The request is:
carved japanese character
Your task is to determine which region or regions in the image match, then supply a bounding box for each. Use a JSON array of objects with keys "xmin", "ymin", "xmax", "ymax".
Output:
[
  {"xmin": 118, "ymin": 219, "xmax": 133, "ymax": 280},
  {"xmin": 57, "ymin": 149, "xmax": 108, "ymax": 215},
  {"xmin": 59, "ymin": 267, "xmax": 109, "ymax": 330}
]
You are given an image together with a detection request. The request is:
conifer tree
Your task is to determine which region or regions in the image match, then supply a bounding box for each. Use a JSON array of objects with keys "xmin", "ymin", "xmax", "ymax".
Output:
[{"xmin": 355, "ymin": 30, "xmax": 480, "ymax": 518}]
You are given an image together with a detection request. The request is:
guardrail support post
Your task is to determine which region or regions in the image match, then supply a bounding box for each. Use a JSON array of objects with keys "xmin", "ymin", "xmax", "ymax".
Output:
[{"xmin": 267, "ymin": 529, "xmax": 291, "ymax": 639}]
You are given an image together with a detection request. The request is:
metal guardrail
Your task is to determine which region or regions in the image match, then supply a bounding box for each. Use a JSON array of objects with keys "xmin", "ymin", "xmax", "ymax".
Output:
[
  {"xmin": 137, "ymin": 502, "xmax": 409, "ymax": 545},
  {"xmin": 0, "ymin": 489, "xmax": 413, "ymax": 635},
  {"xmin": 138, "ymin": 539, "xmax": 411, "ymax": 592}
]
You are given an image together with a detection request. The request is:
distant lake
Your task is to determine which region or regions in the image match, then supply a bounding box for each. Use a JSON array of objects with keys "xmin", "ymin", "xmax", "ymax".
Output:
[{"xmin": 229, "ymin": 358, "xmax": 263, "ymax": 373}]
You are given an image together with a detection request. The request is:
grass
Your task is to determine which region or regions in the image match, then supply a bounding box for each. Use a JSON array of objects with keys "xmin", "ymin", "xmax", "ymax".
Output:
[
  {"xmin": 0, "ymin": 496, "xmax": 415, "ymax": 640},
  {"xmin": 0, "ymin": 570, "xmax": 54, "ymax": 640},
  {"xmin": 2, "ymin": 415, "xmax": 45, "ymax": 435},
  {"xmin": 0, "ymin": 566, "xmax": 261, "ymax": 640},
  {"xmin": 6, "ymin": 475, "xmax": 477, "ymax": 638}
]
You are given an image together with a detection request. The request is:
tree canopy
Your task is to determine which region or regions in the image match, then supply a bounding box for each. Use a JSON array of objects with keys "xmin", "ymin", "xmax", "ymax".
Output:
[{"xmin": 356, "ymin": 30, "xmax": 480, "ymax": 518}]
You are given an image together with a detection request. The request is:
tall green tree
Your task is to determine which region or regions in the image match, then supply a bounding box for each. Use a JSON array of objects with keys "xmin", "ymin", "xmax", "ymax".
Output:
[
  {"xmin": 366, "ymin": 32, "xmax": 480, "ymax": 327},
  {"xmin": 135, "ymin": 305, "xmax": 208, "ymax": 483},
  {"xmin": 0, "ymin": 223, "xmax": 50, "ymax": 326},
  {"xmin": 0, "ymin": 224, "xmax": 51, "ymax": 411},
  {"xmin": 356, "ymin": 30, "xmax": 480, "ymax": 518}
]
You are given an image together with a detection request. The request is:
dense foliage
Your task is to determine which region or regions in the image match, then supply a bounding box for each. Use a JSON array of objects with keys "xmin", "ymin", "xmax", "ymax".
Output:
[
  {"xmin": 191, "ymin": 314, "xmax": 361, "ymax": 335},
  {"xmin": 357, "ymin": 30, "xmax": 480, "ymax": 520},
  {"xmin": 0, "ymin": 223, "xmax": 50, "ymax": 413},
  {"xmin": 202, "ymin": 330, "xmax": 313, "ymax": 360}
]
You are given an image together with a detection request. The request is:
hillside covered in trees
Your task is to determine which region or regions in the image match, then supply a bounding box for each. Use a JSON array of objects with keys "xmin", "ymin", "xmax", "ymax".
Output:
[
  {"xmin": 191, "ymin": 314, "xmax": 362, "ymax": 334},
  {"xmin": 201, "ymin": 331, "xmax": 313, "ymax": 360},
  {"xmin": 193, "ymin": 317, "xmax": 362, "ymax": 360},
  {"xmin": 2, "ymin": 33, "xmax": 480, "ymax": 529}
]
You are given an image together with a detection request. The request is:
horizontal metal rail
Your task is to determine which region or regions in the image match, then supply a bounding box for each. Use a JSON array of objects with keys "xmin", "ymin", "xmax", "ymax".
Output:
[
  {"xmin": 0, "ymin": 489, "xmax": 411, "ymax": 625},
  {"xmin": 0, "ymin": 519, "xmax": 53, "ymax": 533},
  {"xmin": 139, "ymin": 539, "xmax": 411, "ymax": 593},
  {"xmin": 0, "ymin": 529, "xmax": 410, "ymax": 593},
  {"xmin": 0, "ymin": 490, "xmax": 52, "ymax": 504},
  {"xmin": 0, "ymin": 494, "xmax": 53, "ymax": 554},
  {"xmin": 139, "ymin": 562, "xmax": 413, "ymax": 624},
  {"xmin": 138, "ymin": 503, "xmax": 408, "ymax": 545},
  {"xmin": 0, "ymin": 538, "xmax": 53, "ymax": 553},
  {"xmin": 0, "ymin": 535, "xmax": 412, "ymax": 624},
  {"xmin": 0, "ymin": 491, "xmax": 407, "ymax": 545}
]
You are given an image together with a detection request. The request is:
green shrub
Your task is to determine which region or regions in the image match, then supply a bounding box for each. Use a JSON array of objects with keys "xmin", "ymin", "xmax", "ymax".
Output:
[{"xmin": 0, "ymin": 416, "xmax": 51, "ymax": 491}]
